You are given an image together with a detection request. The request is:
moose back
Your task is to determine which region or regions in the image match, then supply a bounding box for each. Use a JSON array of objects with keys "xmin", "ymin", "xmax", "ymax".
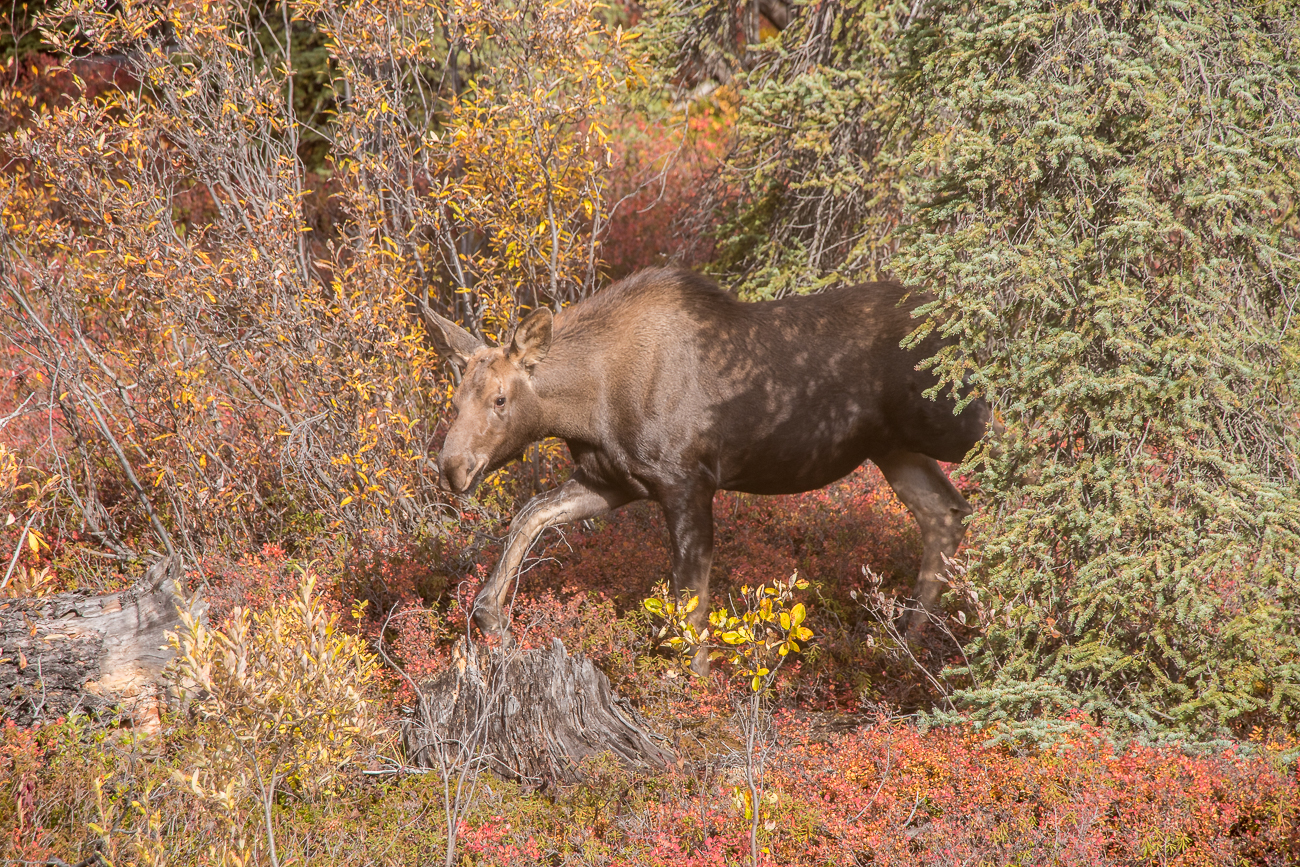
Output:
[{"xmin": 421, "ymin": 268, "xmax": 991, "ymax": 673}]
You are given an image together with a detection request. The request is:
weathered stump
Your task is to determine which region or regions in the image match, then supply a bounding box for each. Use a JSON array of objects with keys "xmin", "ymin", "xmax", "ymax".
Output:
[
  {"xmin": 402, "ymin": 638, "xmax": 674, "ymax": 787},
  {"xmin": 0, "ymin": 556, "xmax": 200, "ymax": 728}
]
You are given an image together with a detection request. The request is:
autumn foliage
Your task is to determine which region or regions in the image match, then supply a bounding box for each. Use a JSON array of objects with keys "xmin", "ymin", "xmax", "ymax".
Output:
[
  {"xmin": 5, "ymin": 700, "xmax": 1298, "ymax": 865},
  {"xmin": 1, "ymin": 0, "xmax": 643, "ymax": 561},
  {"xmin": 2, "ymin": 0, "xmax": 1300, "ymax": 864}
]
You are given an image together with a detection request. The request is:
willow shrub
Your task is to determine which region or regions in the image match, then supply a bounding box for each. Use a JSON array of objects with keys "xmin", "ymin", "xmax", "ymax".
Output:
[
  {"xmin": 653, "ymin": 0, "xmax": 1300, "ymax": 738},
  {"xmin": 0, "ymin": 0, "xmax": 638, "ymax": 558}
]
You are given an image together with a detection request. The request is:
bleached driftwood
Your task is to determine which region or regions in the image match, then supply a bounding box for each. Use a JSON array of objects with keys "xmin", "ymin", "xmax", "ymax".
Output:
[{"xmin": 0, "ymin": 556, "xmax": 199, "ymax": 728}]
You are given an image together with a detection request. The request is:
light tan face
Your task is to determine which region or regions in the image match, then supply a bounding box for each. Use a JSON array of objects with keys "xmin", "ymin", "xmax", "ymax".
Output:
[
  {"xmin": 433, "ymin": 306, "xmax": 554, "ymax": 494},
  {"xmin": 438, "ymin": 348, "xmax": 532, "ymax": 493}
]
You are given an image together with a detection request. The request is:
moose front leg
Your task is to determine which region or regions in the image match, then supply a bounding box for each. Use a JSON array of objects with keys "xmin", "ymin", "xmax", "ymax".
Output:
[
  {"xmin": 474, "ymin": 474, "xmax": 632, "ymax": 641},
  {"xmin": 874, "ymin": 450, "xmax": 973, "ymax": 636},
  {"xmin": 662, "ymin": 486, "xmax": 716, "ymax": 676}
]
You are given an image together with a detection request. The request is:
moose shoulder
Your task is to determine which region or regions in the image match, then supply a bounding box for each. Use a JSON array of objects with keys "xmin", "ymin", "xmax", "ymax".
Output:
[{"xmin": 421, "ymin": 268, "xmax": 991, "ymax": 673}]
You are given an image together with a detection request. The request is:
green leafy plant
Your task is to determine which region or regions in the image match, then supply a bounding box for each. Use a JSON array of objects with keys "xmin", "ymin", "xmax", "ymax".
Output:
[{"xmin": 890, "ymin": 0, "xmax": 1300, "ymax": 739}]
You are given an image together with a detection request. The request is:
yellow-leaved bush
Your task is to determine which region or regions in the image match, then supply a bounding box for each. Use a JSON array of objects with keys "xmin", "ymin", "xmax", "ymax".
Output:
[
  {"xmin": 0, "ymin": 0, "xmax": 641, "ymax": 559},
  {"xmin": 168, "ymin": 569, "xmax": 384, "ymax": 806},
  {"xmin": 644, "ymin": 572, "xmax": 814, "ymax": 693}
]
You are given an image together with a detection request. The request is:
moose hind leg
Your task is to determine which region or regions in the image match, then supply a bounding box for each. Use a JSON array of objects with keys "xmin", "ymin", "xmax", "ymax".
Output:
[
  {"xmin": 661, "ymin": 486, "xmax": 716, "ymax": 676},
  {"xmin": 873, "ymin": 450, "xmax": 972, "ymax": 634},
  {"xmin": 474, "ymin": 474, "xmax": 631, "ymax": 640}
]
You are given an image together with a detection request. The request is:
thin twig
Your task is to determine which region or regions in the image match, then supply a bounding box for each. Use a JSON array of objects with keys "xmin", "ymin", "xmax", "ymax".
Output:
[{"xmin": 1, "ymin": 513, "xmax": 37, "ymax": 591}]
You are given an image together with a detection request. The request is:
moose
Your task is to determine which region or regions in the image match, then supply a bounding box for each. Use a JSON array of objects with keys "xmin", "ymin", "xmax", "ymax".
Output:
[{"xmin": 421, "ymin": 267, "xmax": 992, "ymax": 674}]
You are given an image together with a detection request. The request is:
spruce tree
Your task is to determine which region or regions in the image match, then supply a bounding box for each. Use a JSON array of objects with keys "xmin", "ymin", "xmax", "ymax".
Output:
[
  {"xmin": 894, "ymin": 0, "xmax": 1300, "ymax": 737},
  {"xmin": 653, "ymin": 0, "xmax": 1300, "ymax": 736}
]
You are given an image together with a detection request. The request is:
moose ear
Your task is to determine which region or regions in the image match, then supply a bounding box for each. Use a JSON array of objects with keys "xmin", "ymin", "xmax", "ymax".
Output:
[
  {"xmin": 507, "ymin": 307, "xmax": 553, "ymax": 371},
  {"xmin": 410, "ymin": 293, "xmax": 484, "ymax": 369}
]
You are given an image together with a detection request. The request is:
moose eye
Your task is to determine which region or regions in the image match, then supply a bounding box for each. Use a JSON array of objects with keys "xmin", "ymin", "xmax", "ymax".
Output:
[{"xmin": 494, "ymin": 396, "xmax": 506, "ymax": 408}]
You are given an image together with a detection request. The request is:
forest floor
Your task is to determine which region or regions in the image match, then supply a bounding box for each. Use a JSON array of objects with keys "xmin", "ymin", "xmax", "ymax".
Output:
[{"xmin": 3, "ymin": 467, "xmax": 1299, "ymax": 865}]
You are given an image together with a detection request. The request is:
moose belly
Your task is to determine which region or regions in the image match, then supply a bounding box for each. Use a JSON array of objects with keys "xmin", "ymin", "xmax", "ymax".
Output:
[
  {"xmin": 709, "ymin": 388, "xmax": 896, "ymax": 495},
  {"xmin": 721, "ymin": 439, "xmax": 878, "ymax": 496}
]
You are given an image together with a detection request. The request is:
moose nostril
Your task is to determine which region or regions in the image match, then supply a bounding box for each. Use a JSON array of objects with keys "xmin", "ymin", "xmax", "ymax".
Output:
[
  {"xmin": 439, "ymin": 455, "xmax": 486, "ymax": 493},
  {"xmin": 435, "ymin": 457, "xmax": 459, "ymax": 492},
  {"xmin": 464, "ymin": 458, "xmax": 487, "ymax": 489}
]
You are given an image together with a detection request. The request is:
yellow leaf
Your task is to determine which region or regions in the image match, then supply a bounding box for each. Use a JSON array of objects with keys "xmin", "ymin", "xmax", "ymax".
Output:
[
  {"xmin": 791, "ymin": 603, "xmax": 806, "ymax": 628},
  {"xmin": 340, "ymin": 496, "xmax": 353, "ymax": 506},
  {"xmin": 683, "ymin": 595, "xmax": 699, "ymax": 614}
]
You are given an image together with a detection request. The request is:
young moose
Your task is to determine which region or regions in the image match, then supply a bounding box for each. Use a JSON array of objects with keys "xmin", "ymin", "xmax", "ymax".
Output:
[{"xmin": 423, "ymin": 268, "xmax": 991, "ymax": 674}]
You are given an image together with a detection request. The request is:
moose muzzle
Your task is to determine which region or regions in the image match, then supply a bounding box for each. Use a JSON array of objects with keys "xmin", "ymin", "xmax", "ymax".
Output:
[{"xmin": 438, "ymin": 451, "xmax": 487, "ymax": 494}]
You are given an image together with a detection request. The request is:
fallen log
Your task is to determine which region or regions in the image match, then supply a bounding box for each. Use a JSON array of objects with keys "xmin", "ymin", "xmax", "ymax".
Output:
[
  {"xmin": 0, "ymin": 556, "xmax": 200, "ymax": 729},
  {"xmin": 402, "ymin": 637, "xmax": 674, "ymax": 788}
]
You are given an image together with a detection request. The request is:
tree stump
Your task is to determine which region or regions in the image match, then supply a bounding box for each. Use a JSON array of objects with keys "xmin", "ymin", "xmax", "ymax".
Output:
[
  {"xmin": 402, "ymin": 637, "xmax": 675, "ymax": 787},
  {"xmin": 0, "ymin": 556, "xmax": 200, "ymax": 729}
]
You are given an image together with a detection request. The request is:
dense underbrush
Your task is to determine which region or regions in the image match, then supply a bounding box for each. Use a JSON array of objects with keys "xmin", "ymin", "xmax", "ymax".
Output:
[
  {"xmin": 4, "ymin": 467, "xmax": 1299, "ymax": 865},
  {"xmin": 5, "ymin": 696, "xmax": 1298, "ymax": 865},
  {"xmin": 3, "ymin": 0, "xmax": 1299, "ymax": 860}
]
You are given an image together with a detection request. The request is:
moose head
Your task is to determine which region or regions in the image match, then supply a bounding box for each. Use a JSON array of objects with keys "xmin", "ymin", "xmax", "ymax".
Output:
[{"xmin": 418, "ymin": 302, "xmax": 554, "ymax": 495}]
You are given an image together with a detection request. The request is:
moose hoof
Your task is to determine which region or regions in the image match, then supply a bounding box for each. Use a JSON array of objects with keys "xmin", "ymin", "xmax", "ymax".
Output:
[
  {"xmin": 472, "ymin": 607, "xmax": 513, "ymax": 647},
  {"xmin": 902, "ymin": 605, "xmax": 932, "ymax": 642},
  {"xmin": 479, "ymin": 627, "xmax": 516, "ymax": 651},
  {"xmin": 689, "ymin": 645, "xmax": 711, "ymax": 678}
]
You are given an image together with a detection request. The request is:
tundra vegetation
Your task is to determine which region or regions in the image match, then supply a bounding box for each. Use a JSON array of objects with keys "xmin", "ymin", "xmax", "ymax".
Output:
[{"xmin": 1, "ymin": 0, "xmax": 1299, "ymax": 865}]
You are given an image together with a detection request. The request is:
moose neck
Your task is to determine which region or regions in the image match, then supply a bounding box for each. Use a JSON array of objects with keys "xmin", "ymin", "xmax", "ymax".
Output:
[{"xmin": 528, "ymin": 342, "xmax": 605, "ymax": 444}]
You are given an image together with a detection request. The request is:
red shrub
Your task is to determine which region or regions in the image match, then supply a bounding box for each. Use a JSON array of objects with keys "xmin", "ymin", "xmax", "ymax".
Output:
[
  {"xmin": 605, "ymin": 718, "xmax": 1300, "ymax": 867},
  {"xmin": 602, "ymin": 99, "xmax": 735, "ymax": 279}
]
